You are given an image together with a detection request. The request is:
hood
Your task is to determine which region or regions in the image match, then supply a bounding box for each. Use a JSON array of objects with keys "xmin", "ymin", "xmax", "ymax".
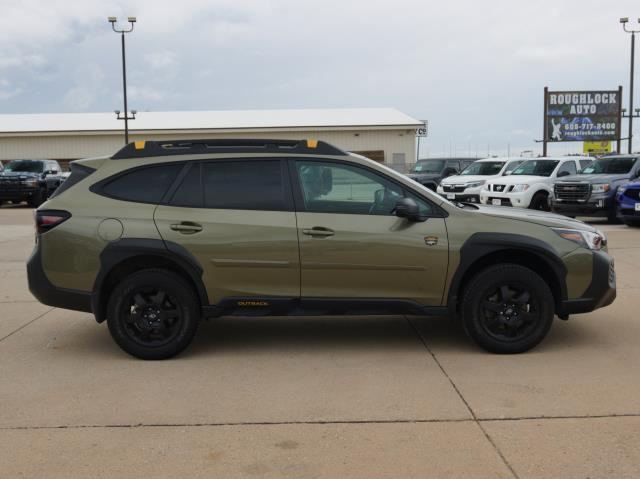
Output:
[
  {"xmin": 441, "ymin": 174, "xmax": 488, "ymax": 185},
  {"xmin": 556, "ymin": 173, "xmax": 631, "ymax": 184},
  {"xmin": 489, "ymin": 174, "xmax": 546, "ymax": 185},
  {"xmin": 471, "ymin": 204, "xmax": 596, "ymax": 231}
]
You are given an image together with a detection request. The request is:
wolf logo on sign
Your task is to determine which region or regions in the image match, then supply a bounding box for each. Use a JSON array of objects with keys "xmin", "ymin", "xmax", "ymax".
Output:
[{"xmin": 551, "ymin": 118, "xmax": 563, "ymax": 141}]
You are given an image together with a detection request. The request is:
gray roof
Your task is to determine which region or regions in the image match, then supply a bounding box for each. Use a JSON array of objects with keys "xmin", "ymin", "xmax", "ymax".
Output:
[{"xmin": 0, "ymin": 108, "xmax": 422, "ymax": 134}]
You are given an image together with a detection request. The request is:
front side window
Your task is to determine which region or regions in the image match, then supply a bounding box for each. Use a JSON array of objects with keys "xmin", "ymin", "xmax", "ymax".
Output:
[
  {"xmin": 202, "ymin": 160, "xmax": 289, "ymax": 211},
  {"xmin": 461, "ymin": 161, "xmax": 505, "ymax": 176},
  {"xmin": 295, "ymin": 160, "xmax": 434, "ymax": 216},
  {"xmin": 557, "ymin": 161, "xmax": 577, "ymax": 176},
  {"xmin": 511, "ymin": 160, "xmax": 559, "ymax": 177},
  {"xmin": 100, "ymin": 164, "xmax": 182, "ymax": 203}
]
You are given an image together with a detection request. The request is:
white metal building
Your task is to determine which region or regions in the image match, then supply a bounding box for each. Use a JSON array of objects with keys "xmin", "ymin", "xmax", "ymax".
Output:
[{"xmin": 0, "ymin": 108, "xmax": 422, "ymax": 170}]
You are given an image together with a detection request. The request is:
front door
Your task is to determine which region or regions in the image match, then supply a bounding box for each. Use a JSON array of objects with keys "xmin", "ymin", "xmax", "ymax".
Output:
[
  {"xmin": 291, "ymin": 159, "xmax": 449, "ymax": 305},
  {"xmin": 154, "ymin": 159, "xmax": 300, "ymax": 304}
]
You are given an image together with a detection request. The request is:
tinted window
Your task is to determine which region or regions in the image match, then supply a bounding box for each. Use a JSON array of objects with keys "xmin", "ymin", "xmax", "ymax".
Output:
[
  {"xmin": 101, "ymin": 164, "xmax": 182, "ymax": 203},
  {"xmin": 558, "ymin": 161, "xmax": 577, "ymax": 176},
  {"xmin": 582, "ymin": 157, "xmax": 636, "ymax": 174},
  {"xmin": 203, "ymin": 160, "xmax": 288, "ymax": 211},
  {"xmin": 296, "ymin": 160, "xmax": 434, "ymax": 216},
  {"xmin": 170, "ymin": 164, "xmax": 202, "ymax": 208},
  {"xmin": 504, "ymin": 160, "xmax": 523, "ymax": 175}
]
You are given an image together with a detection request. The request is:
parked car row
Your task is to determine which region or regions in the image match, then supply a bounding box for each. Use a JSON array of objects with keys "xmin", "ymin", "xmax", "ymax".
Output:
[
  {"xmin": 0, "ymin": 159, "xmax": 66, "ymax": 207},
  {"xmin": 412, "ymin": 154, "xmax": 640, "ymax": 227}
]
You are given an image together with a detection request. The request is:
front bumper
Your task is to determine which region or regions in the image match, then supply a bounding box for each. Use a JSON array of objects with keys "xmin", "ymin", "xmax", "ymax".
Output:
[
  {"xmin": 559, "ymin": 250, "xmax": 616, "ymax": 316},
  {"xmin": 0, "ymin": 186, "xmax": 39, "ymax": 201},
  {"xmin": 480, "ymin": 191, "xmax": 528, "ymax": 207},
  {"xmin": 27, "ymin": 240, "xmax": 92, "ymax": 313},
  {"xmin": 551, "ymin": 196, "xmax": 615, "ymax": 217}
]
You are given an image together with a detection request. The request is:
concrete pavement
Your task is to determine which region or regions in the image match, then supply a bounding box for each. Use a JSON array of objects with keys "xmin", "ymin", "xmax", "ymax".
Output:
[{"xmin": 1, "ymin": 205, "xmax": 639, "ymax": 478}]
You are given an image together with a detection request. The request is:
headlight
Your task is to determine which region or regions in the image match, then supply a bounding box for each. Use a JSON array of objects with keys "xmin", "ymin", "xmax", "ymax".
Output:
[
  {"xmin": 465, "ymin": 180, "xmax": 485, "ymax": 189},
  {"xmin": 22, "ymin": 178, "xmax": 38, "ymax": 187},
  {"xmin": 511, "ymin": 184, "xmax": 529, "ymax": 192},
  {"xmin": 553, "ymin": 228, "xmax": 606, "ymax": 250},
  {"xmin": 483, "ymin": 183, "xmax": 491, "ymax": 191},
  {"xmin": 592, "ymin": 183, "xmax": 610, "ymax": 194},
  {"xmin": 617, "ymin": 185, "xmax": 627, "ymax": 193}
]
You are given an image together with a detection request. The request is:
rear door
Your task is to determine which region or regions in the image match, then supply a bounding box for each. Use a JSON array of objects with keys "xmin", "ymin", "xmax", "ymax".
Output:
[
  {"xmin": 154, "ymin": 159, "xmax": 300, "ymax": 304},
  {"xmin": 291, "ymin": 158, "xmax": 449, "ymax": 305}
]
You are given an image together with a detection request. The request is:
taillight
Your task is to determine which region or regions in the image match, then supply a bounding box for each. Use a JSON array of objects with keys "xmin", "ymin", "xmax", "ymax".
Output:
[{"xmin": 35, "ymin": 210, "xmax": 71, "ymax": 235}]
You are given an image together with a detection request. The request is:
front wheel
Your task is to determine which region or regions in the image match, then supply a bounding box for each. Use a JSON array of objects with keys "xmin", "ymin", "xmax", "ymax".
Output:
[
  {"xmin": 529, "ymin": 192, "xmax": 550, "ymax": 211},
  {"xmin": 107, "ymin": 269, "xmax": 200, "ymax": 360},
  {"xmin": 461, "ymin": 264, "xmax": 554, "ymax": 354}
]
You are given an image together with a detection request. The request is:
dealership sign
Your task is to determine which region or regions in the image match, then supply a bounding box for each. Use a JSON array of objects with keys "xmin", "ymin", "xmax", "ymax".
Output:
[{"xmin": 544, "ymin": 89, "xmax": 622, "ymax": 142}]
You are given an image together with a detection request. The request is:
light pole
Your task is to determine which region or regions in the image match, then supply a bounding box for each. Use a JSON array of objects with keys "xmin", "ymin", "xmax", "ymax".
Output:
[
  {"xmin": 108, "ymin": 16, "xmax": 137, "ymax": 144},
  {"xmin": 620, "ymin": 17, "xmax": 640, "ymax": 153}
]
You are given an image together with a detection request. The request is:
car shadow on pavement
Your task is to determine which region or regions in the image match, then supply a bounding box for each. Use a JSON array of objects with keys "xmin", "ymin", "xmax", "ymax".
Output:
[{"xmin": 185, "ymin": 315, "xmax": 475, "ymax": 358}]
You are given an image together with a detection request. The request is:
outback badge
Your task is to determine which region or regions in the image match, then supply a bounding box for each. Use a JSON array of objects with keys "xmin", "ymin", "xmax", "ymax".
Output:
[{"xmin": 424, "ymin": 235, "xmax": 438, "ymax": 246}]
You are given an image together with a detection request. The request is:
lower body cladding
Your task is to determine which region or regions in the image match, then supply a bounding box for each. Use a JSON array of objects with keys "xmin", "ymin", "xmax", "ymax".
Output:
[{"xmin": 552, "ymin": 196, "xmax": 615, "ymax": 218}]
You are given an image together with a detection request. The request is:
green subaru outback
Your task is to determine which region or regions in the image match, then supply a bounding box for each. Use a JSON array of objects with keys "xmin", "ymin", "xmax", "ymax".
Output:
[{"xmin": 27, "ymin": 139, "xmax": 616, "ymax": 359}]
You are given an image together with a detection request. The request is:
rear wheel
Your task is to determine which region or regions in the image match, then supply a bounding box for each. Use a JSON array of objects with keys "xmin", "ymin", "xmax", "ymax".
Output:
[
  {"xmin": 107, "ymin": 269, "xmax": 200, "ymax": 360},
  {"xmin": 461, "ymin": 264, "xmax": 554, "ymax": 354},
  {"xmin": 529, "ymin": 192, "xmax": 550, "ymax": 211}
]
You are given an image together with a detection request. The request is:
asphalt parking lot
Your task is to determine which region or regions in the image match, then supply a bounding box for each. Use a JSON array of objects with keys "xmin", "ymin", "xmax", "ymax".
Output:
[{"xmin": 1, "ymin": 205, "xmax": 639, "ymax": 478}]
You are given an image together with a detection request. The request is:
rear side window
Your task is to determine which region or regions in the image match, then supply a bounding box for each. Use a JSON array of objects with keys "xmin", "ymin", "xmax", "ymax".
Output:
[
  {"xmin": 100, "ymin": 164, "xmax": 182, "ymax": 203},
  {"xmin": 202, "ymin": 160, "xmax": 289, "ymax": 211}
]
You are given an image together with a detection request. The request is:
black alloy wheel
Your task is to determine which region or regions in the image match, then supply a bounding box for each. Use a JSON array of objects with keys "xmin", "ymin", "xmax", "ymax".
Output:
[
  {"xmin": 107, "ymin": 269, "xmax": 200, "ymax": 360},
  {"xmin": 461, "ymin": 264, "xmax": 554, "ymax": 354}
]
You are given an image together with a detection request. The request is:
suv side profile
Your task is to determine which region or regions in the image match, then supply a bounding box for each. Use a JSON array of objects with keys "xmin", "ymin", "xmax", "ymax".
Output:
[
  {"xmin": 480, "ymin": 157, "xmax": 588, "ymax": 211},
  {"xmin": 28, "ymin": 140, "xmax": 615, "ymax": 359}
]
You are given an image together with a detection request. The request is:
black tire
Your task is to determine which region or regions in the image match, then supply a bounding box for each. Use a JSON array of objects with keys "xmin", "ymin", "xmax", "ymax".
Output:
[
  {"xmin": 607, "ymin": 211, "xmax": 622, "ymax": 224},
  {"xmin": 623, "ymin": 218, "xmax": 640, "ymax": 227},
  {"xmin": 461, "ymin": 264, "xmax": 554, "ymax": 354},
  {"xmin": 529, "ymin": 192, "xmax": 550, "ymax": 211},
  {"xmin": 27, "ymin": 189, "xmax": 46, "ymax": 208},
  {"xmin": 107, "ymin": 269, "xmax": 200, "ymax": 360}
]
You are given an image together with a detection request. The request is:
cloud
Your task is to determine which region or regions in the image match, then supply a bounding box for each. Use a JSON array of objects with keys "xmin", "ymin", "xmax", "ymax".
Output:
[
  {"xmin": 0, "ymin": 79, "xmax": 22, "ymax": 100},
  {"xmin": 63, "ymin": 64, "xmax": 107, "ymax": 111}
]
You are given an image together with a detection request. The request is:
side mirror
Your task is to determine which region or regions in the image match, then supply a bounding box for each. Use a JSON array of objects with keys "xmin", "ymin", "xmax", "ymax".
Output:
[
  {"xmin": 443, "ymin": 168, "xmax": 457, "ymax": 177},
  {"xmin": 394, "ymin": 197, "xmax": 424, "ymax": 222},
  {"xmin": 557, "ymin": 170, "xmax": 571, "ymax": 177},
  {"xmin": 503, "ymin": 170, "xmax": 513, "ymax": 176},
  {"xmin": 43, "ymin": 170, "xmax": 55, "ymax": 176}
]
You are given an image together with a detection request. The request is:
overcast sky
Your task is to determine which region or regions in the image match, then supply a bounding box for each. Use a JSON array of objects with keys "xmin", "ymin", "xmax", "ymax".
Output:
[{"xmin": 0, "ymin": 0, "xmax": 639, "ymax": 157}]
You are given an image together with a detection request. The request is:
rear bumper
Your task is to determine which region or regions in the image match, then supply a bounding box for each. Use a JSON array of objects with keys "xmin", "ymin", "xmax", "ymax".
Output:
[
  {"xmin": 559, "ymin": 250, "xmax": 616, "ymax": 316},
  {"xmin": 26, "ymin": 241, "xmax": 92, "ymax": 313}
]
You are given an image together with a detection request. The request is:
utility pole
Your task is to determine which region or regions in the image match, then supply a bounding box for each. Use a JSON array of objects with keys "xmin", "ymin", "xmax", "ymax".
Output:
[
  {"xmin": 620, "ymin": 17, "xmax": 640, "ymax": 153},
  {"xmin": 109, "ymin": 16, "xmax": 137, "ymax": 144}
]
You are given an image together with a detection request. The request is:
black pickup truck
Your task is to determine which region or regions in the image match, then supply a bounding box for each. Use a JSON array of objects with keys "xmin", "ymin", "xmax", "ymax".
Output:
[
  {"xmin": 0, "ymin": 159, "xmax": 65, "ymax": 207},
  {"xmin": 551, "ymin": 155, "xmax": 640, "ymax": 221}
]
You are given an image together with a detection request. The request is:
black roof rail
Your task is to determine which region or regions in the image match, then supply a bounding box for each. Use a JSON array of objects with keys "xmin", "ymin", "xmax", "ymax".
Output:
[{"xmin": 111, "ymin": 139, "xmax": 348, "ymax": 159}]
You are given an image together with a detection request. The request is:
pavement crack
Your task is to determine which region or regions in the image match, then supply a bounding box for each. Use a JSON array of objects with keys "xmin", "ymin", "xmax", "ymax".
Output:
[
  {"xmin": 405, "ymin": 316, "xmax": 520, "ymax": 479},
  {"xmin": 0, "ymin": 307, "xmax": 54, "ymax": 343}
]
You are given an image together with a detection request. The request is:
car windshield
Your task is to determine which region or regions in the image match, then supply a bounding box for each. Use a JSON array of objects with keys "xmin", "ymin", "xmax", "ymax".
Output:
[
  {"xmin": 412, "ymin": 160, "xmax": 445, "ymax": 174},
  {"xmin": 460, "ymin": 161, "xmax": 505, "ymax": 176},
  {"xmin": 511, "ymin": 160, "xmax": 559, "ymax": 177},
  {"xmin": 581, "ymin": 158, "xmax": 636, "ymax": 174},
  {"xmin": 4, "ymin": 160, "xmax": 43, "ymax": 173}
]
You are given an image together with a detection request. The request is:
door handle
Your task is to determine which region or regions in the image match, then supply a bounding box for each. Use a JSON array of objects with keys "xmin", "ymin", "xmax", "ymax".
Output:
[
  {"xmin": 170, "ymin": 222, "xmax": 203, "ymax": 233},
  {"xmin": 302, "ymin": 227, "xmax": 335, "ymax": 237}
]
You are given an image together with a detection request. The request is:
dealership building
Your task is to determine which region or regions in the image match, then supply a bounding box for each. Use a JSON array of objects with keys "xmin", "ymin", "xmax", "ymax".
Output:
[{"xmin": 0, "ymin": 108, "xmax": 422, "ymax": 170}]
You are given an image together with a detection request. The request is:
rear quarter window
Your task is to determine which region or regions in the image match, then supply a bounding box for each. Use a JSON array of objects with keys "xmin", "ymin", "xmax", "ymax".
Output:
[{"xmin": 97, "ymin": 164, "xmax": 183, "ymax": 204}]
